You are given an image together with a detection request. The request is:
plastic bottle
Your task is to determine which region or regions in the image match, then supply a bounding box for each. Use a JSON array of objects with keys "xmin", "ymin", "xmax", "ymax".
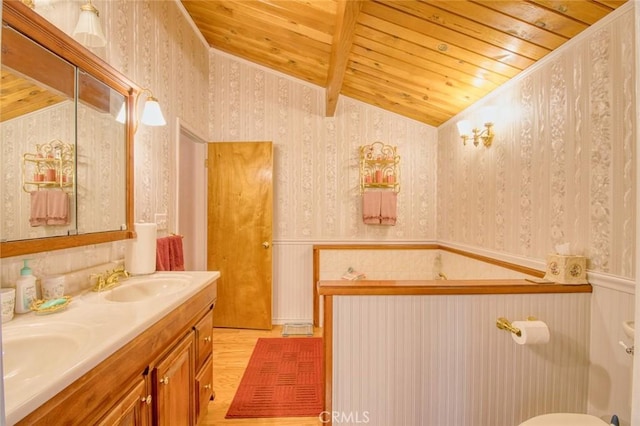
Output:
[{"xmin": 15, "ymin": 259, "xmax": 37, "ymax": 314}]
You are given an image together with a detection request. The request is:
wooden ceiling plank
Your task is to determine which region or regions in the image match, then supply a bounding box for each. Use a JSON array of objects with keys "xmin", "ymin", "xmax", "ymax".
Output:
[
  {"xmin": 344, "ymin": 69, "xmax": 462, "ymax": 117},
  {"xmin": 358, "ymin": 11, "xmax": 533, "ymax": 75},
  {"xmin": 326, "ymin": 0, "xmax": 364, "ymax": 117},
  {"xmin": 356, "ymin": 19, "xmax": 521, "ymax": 82},
  {"xmin": 394, "ymin": 0, "xmax": 563, "ymax": 55},
  {"xmin": 352, "ymin": 36, "xmax": 501, "ymax": 92},
  {"xmin": 192, "ymin": 11, "xmax": 333, "ymax": 59},
  {"xmin": 473, "ymin": 1, "xmax": 589, "ymax": 38},
  {"xmin": 347, "ymin": 55, "xmax": 484, "ymax": 106},
  {"xmin": 528, "ymin": 0, "xmax": 615, "ymax": 25},
  {"xmin": 198, "ymin": 18, "xmax": 332, "ymax": 59},
  {"xmin": 197, "ymin": 0, "xmax": 335, "ymax": 45},
  {"xmin": 593, "ymin": 0, "xmax": 627, "ymax": 8},
  {"xmin": 240, "ymin": 0, "xmax": 337, "ymax": 35},
  {"xmin": 341, "ymin": 85, "xmax": 445, "ymax": 126},
  {"xmin": 207, "ymin": 30, "xmax": 327, "ymax": 86},
  {"xmin": 346, "ymin": 60, "xmax": 480, "ymax": 112},
  {"xmin": 349, "ymin": 46, "xmax": 494, "ymax": 100},
  {"xmin": 363, "ymin": 1, "xmax": 536, "ymax": 69}
]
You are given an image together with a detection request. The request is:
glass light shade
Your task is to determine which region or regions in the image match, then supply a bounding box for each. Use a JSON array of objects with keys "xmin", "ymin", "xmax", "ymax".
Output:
[
  {"xmin": 480, "ymin": 106, "xmax": 497, "ymax": 124},
  {"xmin": 456, "ymin": 120, "xmax": 473, "ymax": 136},
  {"xmin": 73, "ymin": 3, "xmax": 106, "ymax": 48},
  {"xmin": 141, "ymin": 98, "xmax": 166, "ymax": 126}
]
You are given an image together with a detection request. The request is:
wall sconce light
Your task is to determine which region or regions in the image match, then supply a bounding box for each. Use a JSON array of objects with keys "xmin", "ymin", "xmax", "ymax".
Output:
[
  {"xmin": 456, "ymin": 120, "xmax": 495, "ymax": 147},
  {"xmin": 73, "ymin": 0, "xmax": 107, "ymax": 48},
  {"xmin": 116, "ymin": 88, "xmax": 167, "ymax": 133}
]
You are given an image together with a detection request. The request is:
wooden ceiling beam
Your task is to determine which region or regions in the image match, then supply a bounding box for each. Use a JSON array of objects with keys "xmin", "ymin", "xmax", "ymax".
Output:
[{"xmin": 325, "ymin": 0, "xmax": 364, "ymax": 117}]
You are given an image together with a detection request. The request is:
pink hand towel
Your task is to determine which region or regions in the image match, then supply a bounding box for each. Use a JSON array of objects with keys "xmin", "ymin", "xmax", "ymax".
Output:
[
  {"xmin": 46, "ymin": 191, "xmax": 70, "ymax": 225},
  {"xmin": 29, "ymin": 191, "xmax": 48, "ymax": 227},
  {"xmin": 362, "ymin": 191, "xmax": 381, "ymax": 224},
  {"xmin": 380, "ymin": 191, "xmax": 397, "ymax": 226},
  {"xmin": 168, "ymin": 235, "xmax": 185, "ymax": 271},
  {"xmin": 156, "ymin": 237, "xmax": 170, "ymax": 271}
]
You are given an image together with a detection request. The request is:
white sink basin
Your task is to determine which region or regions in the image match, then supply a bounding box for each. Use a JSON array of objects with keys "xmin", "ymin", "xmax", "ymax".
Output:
[
  {"xmin": 623, "ymin": 320, "xmax": 635, "ymax": 340},
  {"xmin": 104, "ymin": 277, "xmax": 190, "ymax": 302},
  {"xmin": 3, "ymin": 322, "xmax": 92, "ymax": 395}
]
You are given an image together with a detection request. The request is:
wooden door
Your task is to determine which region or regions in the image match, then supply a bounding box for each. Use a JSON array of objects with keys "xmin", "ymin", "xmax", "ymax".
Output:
[{"xmin": 207, "ymin": 142, "xmax": 273, "ymax": 330}]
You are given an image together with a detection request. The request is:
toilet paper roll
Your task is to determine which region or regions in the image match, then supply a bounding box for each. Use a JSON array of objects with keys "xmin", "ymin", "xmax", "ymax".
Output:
[
  {"xmin": 125, "ymin": 222, "xmax": 157, "ymax": 275},
  {"xmin": 511, "ymin": 320, "xmax": 550, "ymax": 345}
]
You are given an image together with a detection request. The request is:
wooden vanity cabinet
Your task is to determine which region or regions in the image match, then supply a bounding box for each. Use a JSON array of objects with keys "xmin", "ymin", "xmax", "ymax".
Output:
[
  {"xmin": 16, "ymin": 281, "xmax": 217, "ymax": 426},
  {"xmin": 195, "ymin": 357, "xmax": 214, "ymax": 424},
  {"xmin": 193, "ymin": 310, "xmax": 214, "ymax": 423},
  {"xmin": 96, "ymin": 376, "xmax": 151, "ymax": 426},
  {"xmin": 152, "ymin": 331, "xmax": 195, "ymax": 425}
]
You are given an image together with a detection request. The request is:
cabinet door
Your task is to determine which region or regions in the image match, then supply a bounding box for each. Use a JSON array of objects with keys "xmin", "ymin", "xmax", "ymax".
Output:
[
  {"xmin": 194, "ymin": 309, "xmax": 213, "ymax": 370},
  {"xmin": 153, "ymin": 333, "xmax": 195, "ymax": 426},
  {"xmin": 195, "ymin": 355, "xmax": 214, "ymax": 425},
  {"xmin": 96, "ymin": 377, "xmax": 150, "ymax": 426}
]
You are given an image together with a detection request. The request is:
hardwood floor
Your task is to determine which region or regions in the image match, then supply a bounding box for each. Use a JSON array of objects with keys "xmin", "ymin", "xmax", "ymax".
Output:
[{"xmin": 200, "ymin": 325, "xmax": 324, "ymax": 426}]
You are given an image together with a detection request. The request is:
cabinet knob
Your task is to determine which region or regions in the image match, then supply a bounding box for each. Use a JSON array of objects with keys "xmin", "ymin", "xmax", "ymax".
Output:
[
  {"xmin": 262, "ymin": 241, "xmax": 270, "ymax": 249},
  {"xmin": 204, "ymin": 384, "xmax": 212, "ymax": 390},
  {"xmin": 203, "ymin": 336, "xmax": 212, "ymax": 343},
  {"xmin": 141, "ymin": 395, "xmax": 152, "ymax": 405},
  {"xmin": 160, "ymin": 376, "xmax": 170, "ymax": 385}
]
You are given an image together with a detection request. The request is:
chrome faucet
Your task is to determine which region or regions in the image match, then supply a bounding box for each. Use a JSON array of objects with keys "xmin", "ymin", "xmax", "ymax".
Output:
[{"xmin": 91, "ymin": 266, "xmax": 130, "ymax": 292}]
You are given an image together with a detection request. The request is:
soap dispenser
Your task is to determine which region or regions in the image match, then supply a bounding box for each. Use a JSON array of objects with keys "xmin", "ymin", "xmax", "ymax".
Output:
[{"xmin": 15, "ymin": 259, "xmax": 37, "ymax": 314}]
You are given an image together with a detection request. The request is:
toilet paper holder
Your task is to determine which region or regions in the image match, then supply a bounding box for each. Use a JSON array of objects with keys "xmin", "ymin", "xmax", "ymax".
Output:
[{"xmin": 496, "ymin": 316, "xmax": 537, "ymax": 337}]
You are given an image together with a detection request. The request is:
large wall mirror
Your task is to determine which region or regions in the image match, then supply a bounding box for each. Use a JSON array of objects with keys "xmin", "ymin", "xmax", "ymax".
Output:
[{"xmin": 1, "ymin": 1, "xmax": 135, "ymax": 258}]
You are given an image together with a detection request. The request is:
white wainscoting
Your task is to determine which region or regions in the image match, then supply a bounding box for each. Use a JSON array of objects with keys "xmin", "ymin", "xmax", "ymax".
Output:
[
  {"xmin": 332, "ymin": 293, "xmax": 591, "ymax": 426},
  {"xmin": 272, "ymin": 242, "xmax": 314, "ymax": 324}
]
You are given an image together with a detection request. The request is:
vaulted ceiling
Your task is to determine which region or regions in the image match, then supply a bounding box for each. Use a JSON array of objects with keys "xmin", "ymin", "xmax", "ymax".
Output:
[{"xmin": 182, "ymin": 0, "xmax": 627, "ymax": 127}]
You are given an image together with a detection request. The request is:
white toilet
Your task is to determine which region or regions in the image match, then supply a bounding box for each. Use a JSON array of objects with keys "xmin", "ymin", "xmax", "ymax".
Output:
[{"xmin": 519, "ymin": 413, "xmax": 609, "ymax": 426}]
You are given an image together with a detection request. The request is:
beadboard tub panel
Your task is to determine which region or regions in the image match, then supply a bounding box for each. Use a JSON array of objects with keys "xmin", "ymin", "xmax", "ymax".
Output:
[{"xmin": 333, "ymin": 293, "xmax": 590, "ymax": 426}]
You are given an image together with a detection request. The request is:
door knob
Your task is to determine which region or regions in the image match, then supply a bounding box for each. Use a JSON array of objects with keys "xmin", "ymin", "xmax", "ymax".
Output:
[{"xmin": 262, "ymin": 241, "xmax": 270, "ymax": 249}]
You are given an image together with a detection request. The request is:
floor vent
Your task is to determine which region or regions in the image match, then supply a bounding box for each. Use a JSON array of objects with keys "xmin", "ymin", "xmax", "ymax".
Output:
[{"xmin": 282, "ymin": 323, "xmax": 314, "ymax": 337}]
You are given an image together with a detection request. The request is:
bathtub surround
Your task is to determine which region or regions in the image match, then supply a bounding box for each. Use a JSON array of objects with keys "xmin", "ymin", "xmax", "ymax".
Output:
[{"xmin": 0, "ymin": 0, "xmax": 637, "ymax": 425}]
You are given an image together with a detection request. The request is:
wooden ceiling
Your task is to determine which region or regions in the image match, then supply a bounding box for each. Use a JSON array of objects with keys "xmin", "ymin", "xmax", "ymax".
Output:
[{"xmin": 182, "ymin": 0, "xmax": 627, "ymax": 126}]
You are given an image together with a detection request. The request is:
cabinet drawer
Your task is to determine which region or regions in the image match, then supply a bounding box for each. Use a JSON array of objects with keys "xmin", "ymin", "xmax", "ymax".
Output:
[
  {"xmin": 195, "ymin": 355, "xmax": 214, "ymax": 424},
  {"xmin": 193, "ymin": 310, "xmax": 213, "ymax": 369}
]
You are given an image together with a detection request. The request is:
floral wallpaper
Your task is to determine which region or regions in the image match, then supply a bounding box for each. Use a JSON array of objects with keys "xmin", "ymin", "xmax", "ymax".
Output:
[
  {"xmin": 209, "ymin": 51, "xmax": 439, "ymax": 241},
  {"xmin": 437, "ymin": 9, "xmax": 636, "ymax": 279}
]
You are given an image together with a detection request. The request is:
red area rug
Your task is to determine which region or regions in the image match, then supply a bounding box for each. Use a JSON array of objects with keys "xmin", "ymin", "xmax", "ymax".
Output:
[{"xmin": 225, "ymin": 337, "xmax": 324, "ymax": 418}]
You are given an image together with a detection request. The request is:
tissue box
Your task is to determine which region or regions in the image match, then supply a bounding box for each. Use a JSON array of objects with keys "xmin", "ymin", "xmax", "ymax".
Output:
[{"xmin": 543, "ymin": 255, "xmax": 588, "ymax": 284}]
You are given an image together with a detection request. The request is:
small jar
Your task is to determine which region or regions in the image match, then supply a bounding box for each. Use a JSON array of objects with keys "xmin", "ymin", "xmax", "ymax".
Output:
[
  {"xmin": 41, "ymin": 275, "xmax": 65, "ymax": 300},
  {"xmin": 45, "ymin": 169, "xmax": 57, "ymax": 182}
]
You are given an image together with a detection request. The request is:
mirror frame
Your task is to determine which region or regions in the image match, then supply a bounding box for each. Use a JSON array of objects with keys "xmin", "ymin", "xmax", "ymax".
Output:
[{"xmin": 1, "ymin": 0, "xmax": 135, "ymax": 258}]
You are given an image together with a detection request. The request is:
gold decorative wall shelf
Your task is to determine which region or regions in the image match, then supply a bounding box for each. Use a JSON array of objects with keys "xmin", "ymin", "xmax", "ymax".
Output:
[
  {"xmin": 22, "ymin": 139, "xmax": 74, "ymax": 193},
  {"xmin": 359, "ymin": 141, "xmax": 400, "ymax": 193}
]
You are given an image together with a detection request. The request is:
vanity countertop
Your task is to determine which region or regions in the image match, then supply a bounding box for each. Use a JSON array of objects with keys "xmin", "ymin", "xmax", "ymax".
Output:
[{"xmin": 2, "ymin": 270, "xmax": 220, "ymax": 425}]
